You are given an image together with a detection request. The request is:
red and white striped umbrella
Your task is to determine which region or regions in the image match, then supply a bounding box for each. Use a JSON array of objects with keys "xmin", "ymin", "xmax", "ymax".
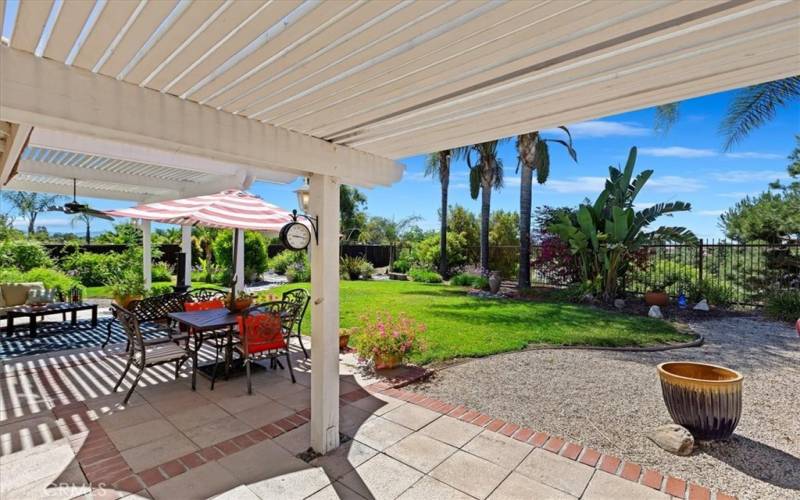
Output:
[{"xmin": 106, "ymin": 189, "xmax": 296, "ymax": 232}]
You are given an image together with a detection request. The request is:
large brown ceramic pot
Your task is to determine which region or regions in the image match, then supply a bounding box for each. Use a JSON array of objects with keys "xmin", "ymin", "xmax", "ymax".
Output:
[{"xmin": 657, "ymin": 362, "xmax": 743, "ymax": 441}]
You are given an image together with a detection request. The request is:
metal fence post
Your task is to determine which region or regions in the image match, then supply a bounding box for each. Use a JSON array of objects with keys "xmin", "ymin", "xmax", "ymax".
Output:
[{"xmin": 698, "ymin": 238, "xmax": 704, "ymax": 286}]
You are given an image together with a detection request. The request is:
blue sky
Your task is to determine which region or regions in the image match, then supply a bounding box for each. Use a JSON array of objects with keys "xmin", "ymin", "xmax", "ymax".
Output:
[
  {"xmin": 1, "ymin": 0, "xmax": 797, "ymax": 239},
  {"xmin": 4, "ymin": 88, "xmax": 796, "ymax": 240}
]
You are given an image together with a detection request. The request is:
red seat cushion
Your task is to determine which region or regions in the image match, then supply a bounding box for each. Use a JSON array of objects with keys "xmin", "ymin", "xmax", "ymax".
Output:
[
  {"xmin": 184, "ymin": 299, "xmax": 225, "ymax": 312},
  {"xmin": 236, "ymin": 313, "xmax": 285, "ymax": 354}
]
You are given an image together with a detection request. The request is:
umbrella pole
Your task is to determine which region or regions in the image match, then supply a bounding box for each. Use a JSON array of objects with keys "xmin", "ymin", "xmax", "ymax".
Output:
[{"xmin": 231, "ymin": 228, "xmax": 240, "ymax": 302}]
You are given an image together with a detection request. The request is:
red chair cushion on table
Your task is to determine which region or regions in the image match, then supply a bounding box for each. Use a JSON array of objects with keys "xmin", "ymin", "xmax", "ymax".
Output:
[
  {"xmin": 184, "ymin": 299, "xmax": 225, "ymax": 311},
  {"xmin": 236, "ymin": 313, "xmax": 285, "ymax": 355}
]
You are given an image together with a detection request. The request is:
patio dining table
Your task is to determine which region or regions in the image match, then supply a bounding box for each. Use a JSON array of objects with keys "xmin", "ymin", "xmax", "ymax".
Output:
[{"xmin": 167, "ymin": 308, "xmax": 265, "ymax": 385}]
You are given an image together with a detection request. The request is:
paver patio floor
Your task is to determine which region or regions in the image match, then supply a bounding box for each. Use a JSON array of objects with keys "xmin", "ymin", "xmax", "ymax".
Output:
[{"xmin": 2, "ymin": 337, "xmax": 713, "ymax": 499}]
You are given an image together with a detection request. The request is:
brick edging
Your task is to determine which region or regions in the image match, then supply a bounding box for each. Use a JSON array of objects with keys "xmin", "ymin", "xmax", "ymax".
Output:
[{"xmin": 377, "ymin": 385, "xmax": 736, "ymax": 500}]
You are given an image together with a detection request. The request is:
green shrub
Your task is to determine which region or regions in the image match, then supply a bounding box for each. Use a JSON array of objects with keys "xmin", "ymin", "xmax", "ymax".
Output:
[
  {"xmin": 412, "ymin": 232, "xmax": 467, "ymax": 272},
  {"xmin": 408, "ymin": 267, "xmax": 443, "ymax": 283},
  {"xmin": 0, "ymin": 267, "xmax": 81, "ymax": 294},
  {"xmin": 61, "ymin": 251, "xmax": 125, "ymax": 286},
  {"xmin": 148, "ymin": 283, "xmax": 175, "ymax": 297},
  {"xmin": 685, "ymin": 279, "xmax": 735, "ymax": 307},
  {"xmin": 391, "ymin": 258, "xmax": 410, "ymax": 273},
  {"xmin": 764, "ymin": 289, "xmax": 800, "ymax": 322},
  {"xmin": 341, "ymin": 256, "xmax": 373, "ymax": 280},
  {"xmin": 549, "ymin": 282, "xmax": 595, "ymax": 302},
  {"xmin": 286, "ymin": 262, "xmax": 310, "ymax": 283},
  {"xmin": 213, "ymin": 231, "xmax": 269, "ymax": 281},
  {"xmin": 450, "ymin": 273, "xmax": 480, "ymax": 287},
  {"xmin": 151, "ymin": 261, "xmax": 173, "ymax": 282},
  {"xmin": 269, "ymin": 250, "xmax": 307, "ymax": 275},
  {"xmin": 473, "ymin": 276, "xmax": 490, "ymax": 291},
  {"xmin": 0, "ymin": 240, "xmax": 52, "ymax": 271}
]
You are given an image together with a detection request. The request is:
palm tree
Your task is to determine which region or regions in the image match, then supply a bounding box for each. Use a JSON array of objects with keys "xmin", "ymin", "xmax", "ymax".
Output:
[
  {"xmin": 192, "ymin": 226, "xmax": 218, "ymax": 264},
  {"xmin": 456, "ymin": 140, "xmax": 507, "ymax": 275},
  {"xmin": 1, "ymin": 191, "xmax": 64, "ymax": 235},
  {"xmin": 654, "ymin": 75, "xmax": 799, "ymax": 149},
  {"xmin": 425, "ymin": 150, "xmax": 451, "ymax": 277},
  {"xmin": 515, "ymin": 128, "xmax": 577, "ymax": 288},
  {"xmin": 71, "ymin": 213, "xmax": 93, "ymax": 244}
]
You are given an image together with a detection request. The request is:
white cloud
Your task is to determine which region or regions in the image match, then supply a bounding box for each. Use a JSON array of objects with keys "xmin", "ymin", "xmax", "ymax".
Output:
[
  {"xmin": 545, "ymin": 120, "xmax": 650, "ymax": 138},
  {"xmin": 723, "ymin": 152, "xmax": 784, "ymax": 160},
  {"xmin": 697, "ymin": 209, "xmax": 725, "ymax": 216},
  {"xmin": 542, "ymin": 176, "xmax": 607, "ymax": 193},
  {"xmin": 640, "ymin": 146, "xmax": 784, "ymax": 160},
  {"xmin": 717, "ymin": 191, "xmax": 754, "ymax": 198},
  {"xmin": 639, "ymin": 147, "xmax": 716, "ymax": 158},
  {"xmin": 647, "ymin": 176, "xmax": 705, "ymax": 192},
  {"xmin": 709, "ymin": 170, "xmax": 788, "ymax": 183}
]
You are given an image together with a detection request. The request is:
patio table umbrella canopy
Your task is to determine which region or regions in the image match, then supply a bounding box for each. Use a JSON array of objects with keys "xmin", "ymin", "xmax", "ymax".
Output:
[
  {"xmin": 107, "ymin": 189, "xmax": 299, "ymax": 291},
  {"xmin": 106, "ymin": 189, "xmax": 296, "ymax": 232}
]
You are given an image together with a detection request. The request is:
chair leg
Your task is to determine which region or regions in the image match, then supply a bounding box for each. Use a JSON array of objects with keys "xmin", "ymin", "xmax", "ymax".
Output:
[
  {"xmin": 191, "ymin": 339, "xmax": 199, "ymax": 391},
  {"xmin": 210, "ymin": 344, "xmax": 221, "ymax": 391},
  {"xmin": 123, "ymin": 366, "xmax": 144, "ymax": 404},
  {"xmin": 102, "ymin": 319, "xmax": 116, "ymax": 348},
  {"xmin": 297, "ymin": 332, "xmax": 309, "ymax": 359},
  {"xmin": 285, "ymin": 350, "xmax": 296, "ymax": 384},
  {"xmin": 174, "ymin": 359, "xmax": 181, "ymax": 380},
  {"xmin": 113, "ymin": 356, "xmax": 133, "ymax": 392},
  {"xmin": 245, "ymin": 358, "xmax": 252, "ymax": 395}
]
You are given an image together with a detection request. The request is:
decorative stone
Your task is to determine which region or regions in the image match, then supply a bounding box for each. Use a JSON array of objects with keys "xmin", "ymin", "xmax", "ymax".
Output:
[
  {"xmin": 613, "ymin": 299, "xmax": 625, "ymax": 310},
  {"xmin": 693, "ymin": 299, "xmax": 710, "ymax": 311},
  {"xmin": 582, "ymin": 293, "xmax": 594, "ymax": 303},
  {"xmin": 648, "ymin": 305, "xmax": 663, "ymax": 319},
  {"xmin": 647, "ymin": 424, "xmax": 694, "ymax": 456},
  {"xmin": 488, "ymin": 272, "xmax": 502, "ymax": 294}
]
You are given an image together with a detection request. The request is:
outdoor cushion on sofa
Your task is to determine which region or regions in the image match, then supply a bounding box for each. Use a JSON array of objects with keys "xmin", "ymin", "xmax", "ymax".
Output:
[
  {"xmin": 1, "ymin": 282, "xmax": 45, "ymax": 307},
  {"xmin": 26, "ymin": 288, "xmax": 58, "ymax": 304}
]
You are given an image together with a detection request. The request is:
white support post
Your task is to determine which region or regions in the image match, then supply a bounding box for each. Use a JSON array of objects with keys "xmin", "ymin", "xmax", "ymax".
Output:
[
  {"xmin": 181, "ymin": 225, "xmax": 192, "ymax": 287},
  {"xmin": 309, "ymin": 174, "xmax": 340, "ymax": 454},
  {"xmin": 141, "ymin": 219, "xmax": 152, "ymax": 291},
  {"xmin": 234, "ymin": 229, "xmax": 245, "ymax": 292}
]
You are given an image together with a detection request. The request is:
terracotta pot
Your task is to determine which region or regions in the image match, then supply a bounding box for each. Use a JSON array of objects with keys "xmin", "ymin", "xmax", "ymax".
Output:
[
  {"xmin": 114, "ymin": 294, "xmax": 141, "ymax": 309},
  {"xmin": 339, "ymin": 333, "xmax": 350, "ymax": 350},
  {"xmin": 374, "ymin": 353, "xmax": 402, "ymax": 370},
  {"xmin": 229, "ymin": 297, "xmax": 253, "ymax": 312},
  {"xmin": 657, "ymin": 362, "xmax": 743, "ymax": 441},
  {"xmin": 645, "ymin": 291, "xmax": 669, "ymax": 306}
]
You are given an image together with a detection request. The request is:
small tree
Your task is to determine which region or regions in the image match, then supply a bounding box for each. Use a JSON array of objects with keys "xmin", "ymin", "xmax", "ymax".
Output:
[{"xmin": 2, "ymin": 191, "xmax": 65, "ymax": 235}]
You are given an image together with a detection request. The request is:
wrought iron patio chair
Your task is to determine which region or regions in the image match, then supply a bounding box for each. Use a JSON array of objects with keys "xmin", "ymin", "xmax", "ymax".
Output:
[
  {"xmin": 181, "ymin": 287, "xmax": 230, "ymax": 386},
  {"xmin": 112, "ymin": 304, "xmax": 190, "ymax": 404},
  {"xmin": 103, "ymin": 291, "xmax": 186, "ymax": 350},
  {"xmin": 281, "ymin": 288, "xmax": 310, "ymax": 358},
  {"xmin": 227, "ymin": 301, "xmax": 296, "ymax": 394}
]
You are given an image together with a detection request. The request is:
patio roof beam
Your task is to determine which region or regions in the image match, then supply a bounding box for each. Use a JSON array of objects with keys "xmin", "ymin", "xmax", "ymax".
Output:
[
  {"xmin": 6, "ymin": 178, "xmax": 151, "ymax": 202},
  {"xmin": 0, "ymin": 46, "xmax": 404, "ymax": 188},
  {"xmin": 0, "ymin": 123, "xmax": 32, "ymax": 186}
]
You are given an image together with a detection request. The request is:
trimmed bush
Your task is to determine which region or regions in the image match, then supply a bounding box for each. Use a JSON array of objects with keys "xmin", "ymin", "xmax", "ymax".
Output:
[
  {"xmin": 61, "ymin": 251, "xmax": 126, "ymax": 286},
  {"xmin": 269, "ymin": 250, "xmax": 308, "ymax": 275},
  {"xmin": 0, "ymin": 240, "xmax": 52, "ymax": 271},
  {"xmin": 286, "ymin": 262, "xmax": 310, "ymax": 283},
  {"xmin": 412, "ymin": 232, "xmax": 467, "ymax": 272},
  {"xmin": 213, "ymin": 231, "xmax": 269, "ymax": 282},
  {"xmin": 408, "ymin": 267, "xmax": 443, "ymax": 283},
  {"xmin": 450, "ymin": 273, "xmax": 480, "ymax": 287},
  {"xmin": 391, "ymin": 258, "xmax": 410, "ymax": 273},
  {"xmin": 764, "ymin": 289, "xmax": 800, "ymax": 322},
  {"xmin": 148, "ymin": 283, "xmax": 175, "ymax": 297},
  {"xmin": 0, "ymin": 267, "xmax": 80, "ymax": 294},
  {"xmin": 151, "ymin": 261, "xmax": 173, "ymax": 282}
]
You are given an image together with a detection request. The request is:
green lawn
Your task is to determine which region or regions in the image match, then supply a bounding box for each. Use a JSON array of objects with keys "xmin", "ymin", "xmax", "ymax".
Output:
[{"xmin": 268, "ymin": 281, "xmax": 690, "ymax": 365}]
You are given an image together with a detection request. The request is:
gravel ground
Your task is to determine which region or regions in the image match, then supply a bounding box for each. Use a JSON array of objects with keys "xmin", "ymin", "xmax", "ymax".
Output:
[{"xmin": 409, "ymin": 316, "xmax": 800, "ymax": 499}]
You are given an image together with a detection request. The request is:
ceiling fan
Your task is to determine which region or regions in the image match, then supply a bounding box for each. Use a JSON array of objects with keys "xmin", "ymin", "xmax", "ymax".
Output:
[{"xmin": 46, "ymin": 179, "xmax": 114, "ymax": 220}]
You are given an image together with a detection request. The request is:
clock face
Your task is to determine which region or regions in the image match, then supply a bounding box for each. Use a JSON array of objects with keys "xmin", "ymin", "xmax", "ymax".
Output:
[{"xmin": 284, "ymin": 222, "xmax": 311, "ymax": 250}]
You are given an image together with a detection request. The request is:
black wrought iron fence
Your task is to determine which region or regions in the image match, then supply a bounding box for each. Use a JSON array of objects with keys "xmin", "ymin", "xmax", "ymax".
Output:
[{"xmin": 468, "ymin": 241, "xmax": 800, "ymax": 306}]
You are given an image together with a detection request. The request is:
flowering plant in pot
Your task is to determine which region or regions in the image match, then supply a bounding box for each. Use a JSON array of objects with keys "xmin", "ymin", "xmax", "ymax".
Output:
[{"xmin": 353, "ymin": 312, "xmax": 426, "ymax": 370}]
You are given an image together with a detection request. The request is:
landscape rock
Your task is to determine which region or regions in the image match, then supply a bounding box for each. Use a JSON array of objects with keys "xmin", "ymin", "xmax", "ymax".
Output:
[
  {"xmin": 647, "ymin": 424, "xmax": 694, "ymax": 456},
  {"xmin": 614, "ymin": 299, "xmax": 625, "ymax": 310},
  {"xmin": 693, "ymin": 299, "xmax": 710, "ymax": 311},
  {"xmin": 648, "ymin": 305, "xmax": 663, "ymax": 319}
]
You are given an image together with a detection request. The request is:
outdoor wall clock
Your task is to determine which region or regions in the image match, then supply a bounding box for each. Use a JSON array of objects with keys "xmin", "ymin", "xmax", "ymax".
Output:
[{"xmin": 280, "ymin": 209, "xmax": 318, "ymax": 251}]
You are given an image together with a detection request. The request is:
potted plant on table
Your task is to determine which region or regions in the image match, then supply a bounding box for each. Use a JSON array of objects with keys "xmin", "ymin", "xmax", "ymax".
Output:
[
  {"xmin": 353, "ymin": 312, "xmax": 426, "ymax": 370},
  {"xmin": 228, "ymin": 290, "xmax": 255, "ymax": 312}
]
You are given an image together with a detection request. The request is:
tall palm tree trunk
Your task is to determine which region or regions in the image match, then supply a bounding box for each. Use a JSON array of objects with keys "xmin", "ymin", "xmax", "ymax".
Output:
[
  {"xmin": 480, "ymin": 179, "xmax": 492, "ymax": 274},
  {"xmin": 518, "ymin": 161, "xmax": 532, "ymax": 288},
  {"xmin": 85, "ymin": 221, "xmax": 91, "ymax": 244},
  {"xmin": 439, "ymin": 175, "xmax": 449, "ymax": 278}
]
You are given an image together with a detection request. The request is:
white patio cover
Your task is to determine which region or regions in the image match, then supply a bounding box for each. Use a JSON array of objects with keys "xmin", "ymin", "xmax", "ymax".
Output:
[{"xmin": 106, "ymin": 189, "xmax": 295, "ymax": 232}]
